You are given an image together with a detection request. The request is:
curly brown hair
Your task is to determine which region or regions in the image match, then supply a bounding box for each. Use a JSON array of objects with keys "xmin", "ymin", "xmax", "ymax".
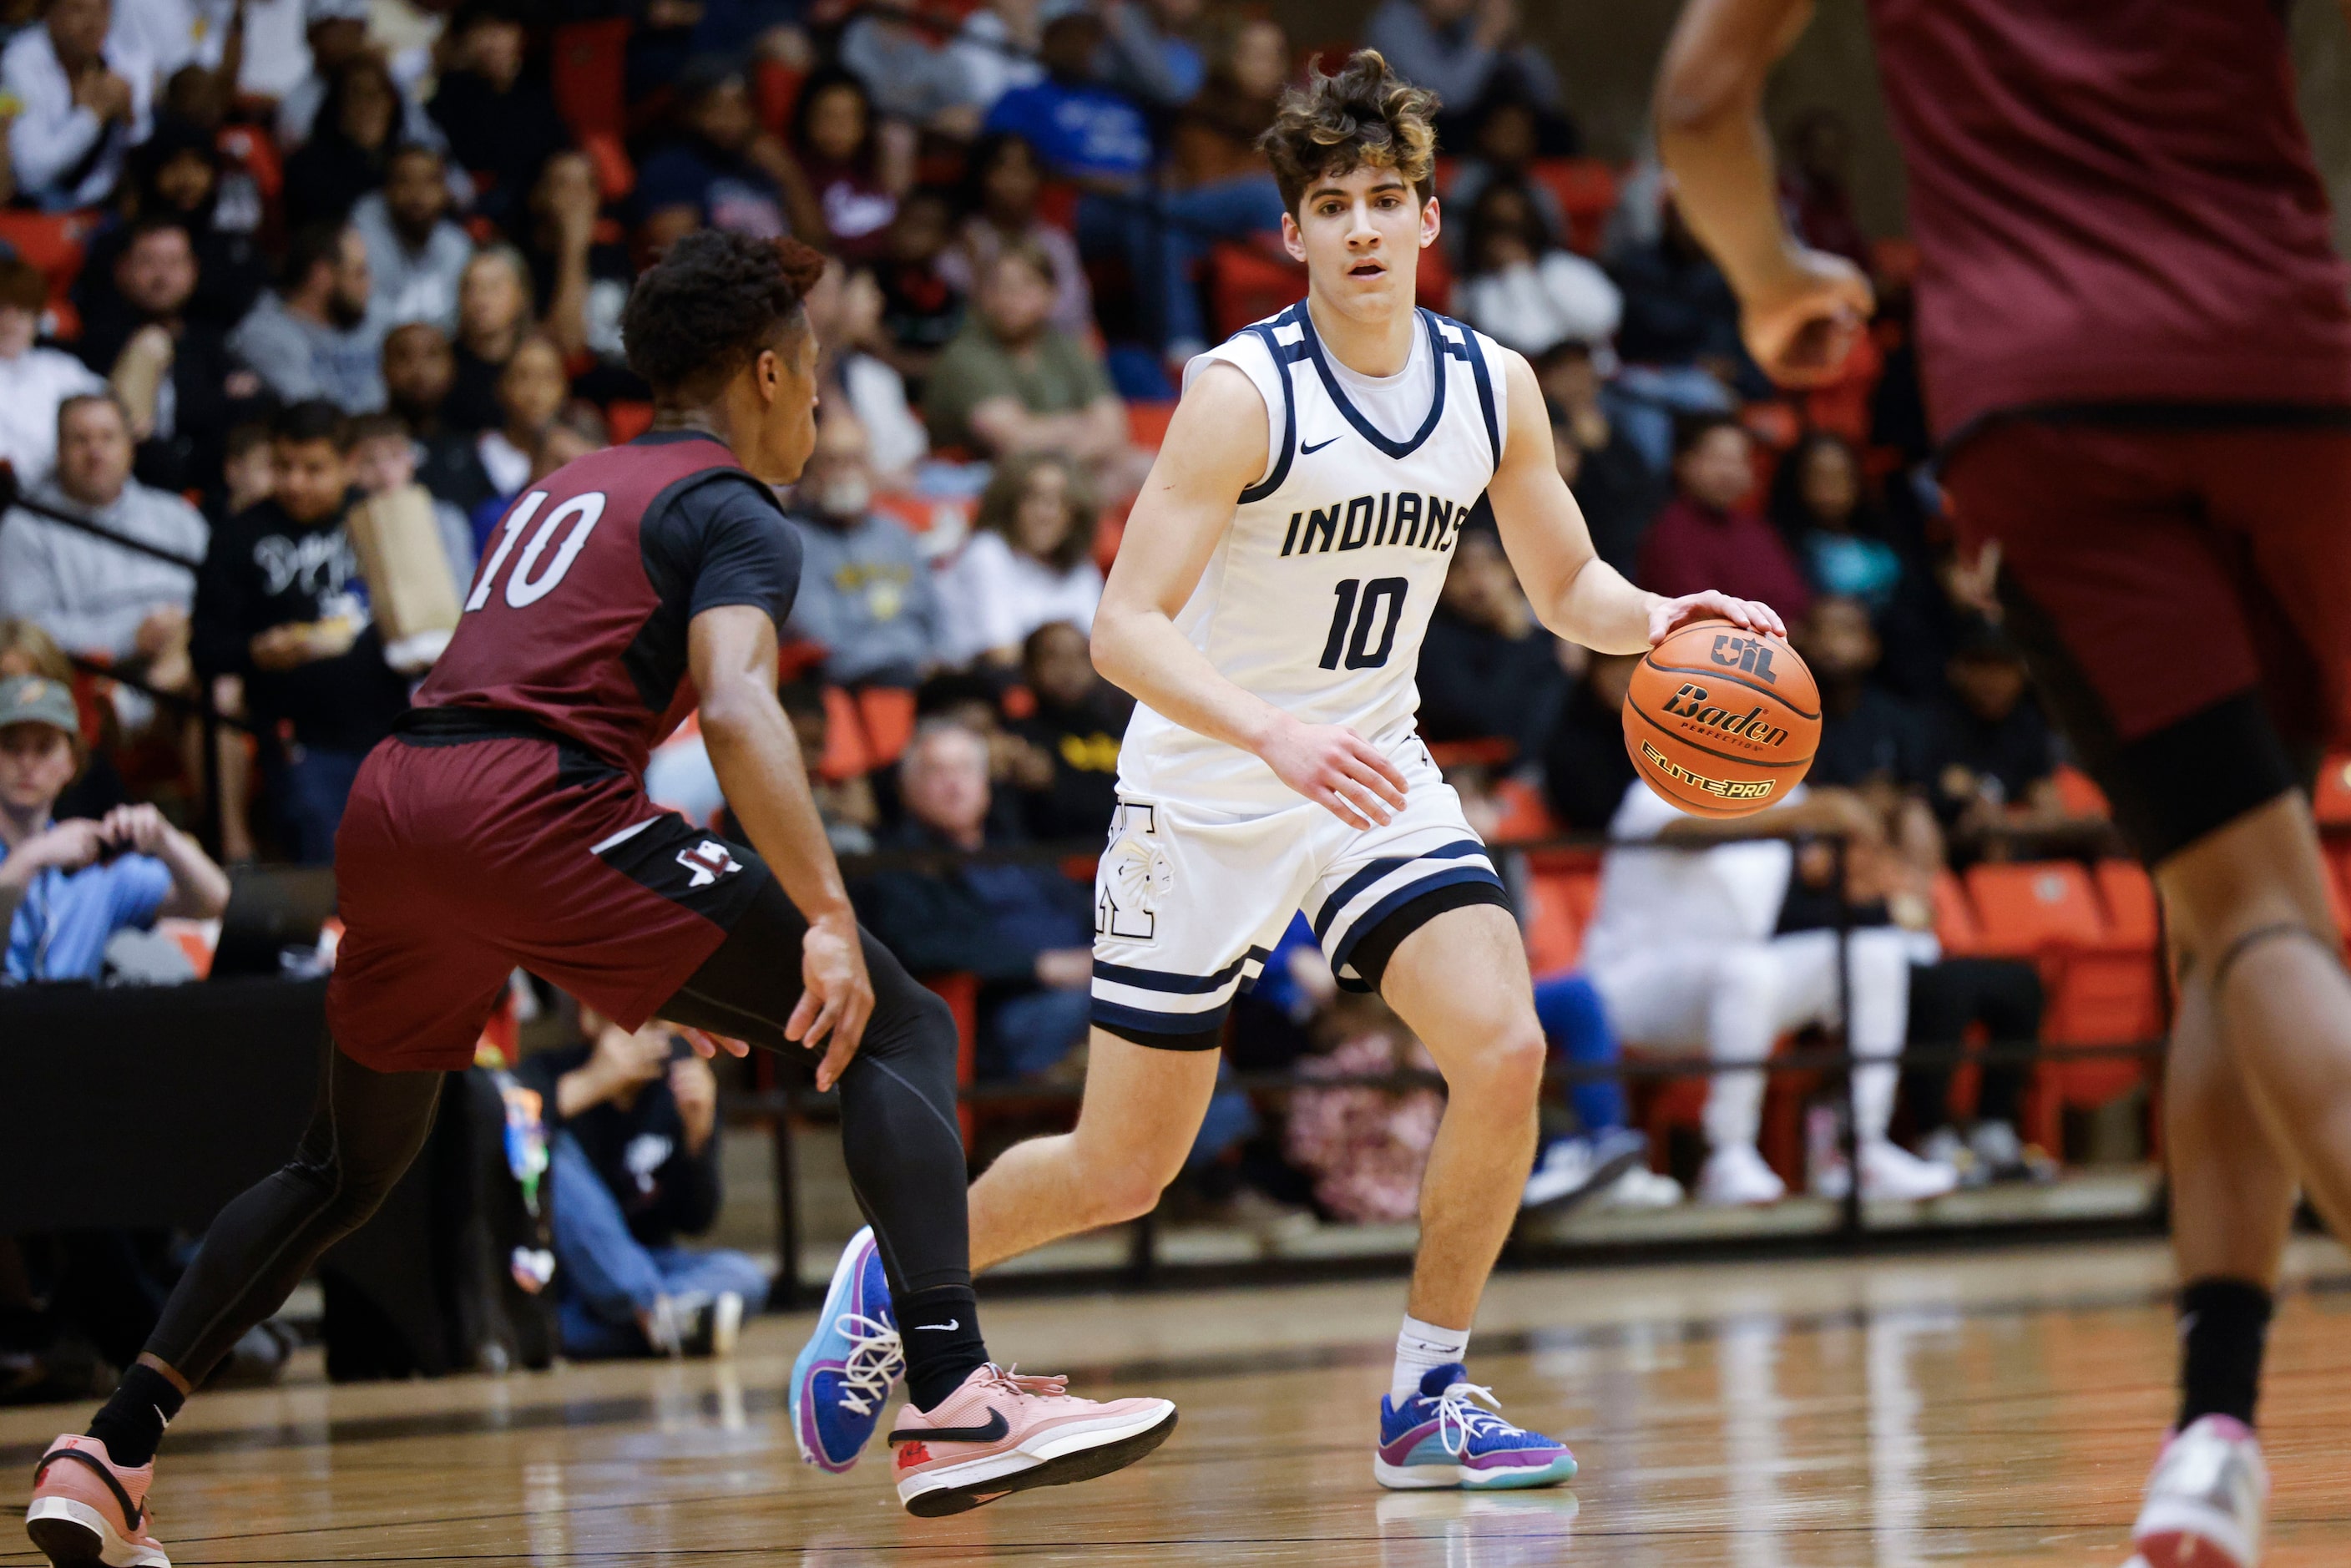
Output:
[
  {"xmin": 973, "ymin": 451, "xmax": 1098, "ymax": 573},
  {"xmin": 1256, "ymin": 49, "xmax": 1439, "ymax": 216}
]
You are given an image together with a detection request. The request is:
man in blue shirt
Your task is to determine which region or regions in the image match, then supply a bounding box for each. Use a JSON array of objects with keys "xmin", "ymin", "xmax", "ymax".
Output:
[
  {"xmin": 0, "ymin": 675, "xmax": 227, "ymax": 983},
  {"xmin": 982, "ymin": 8, "xmax": 1155, "ymax": 193}
]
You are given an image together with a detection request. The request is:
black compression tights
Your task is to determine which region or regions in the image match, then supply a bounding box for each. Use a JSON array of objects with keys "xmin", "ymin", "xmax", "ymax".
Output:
[{"xmin": 142, "ymin": 873, "xmax": 978, "ymax": 1392}]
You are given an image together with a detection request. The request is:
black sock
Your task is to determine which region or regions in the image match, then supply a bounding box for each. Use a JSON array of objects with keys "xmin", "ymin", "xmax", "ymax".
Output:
[
  {"xmin": 2177, "ymin": 1277, "xmax": 2272, "ymax": 1429},
  {"xmin": 898, "ymin": 1285, "xmax": 988, "ymax": 1411},
  {"xmin": 86, "ymin": 1363, "xmax": 185, "ymax": 1469}
]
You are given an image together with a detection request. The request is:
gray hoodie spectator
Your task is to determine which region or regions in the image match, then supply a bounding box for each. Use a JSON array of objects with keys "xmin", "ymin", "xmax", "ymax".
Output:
[
  {"xmin": 228, "ymin": 222, "xmax": 387, "ymax": 412},
  {"xmin": 348, "ymin": 146, "xmax": 473, "ymax": 334},
  {"xmin": 785, "ymin": 410, "xmax": 943, "ymax": 687}
]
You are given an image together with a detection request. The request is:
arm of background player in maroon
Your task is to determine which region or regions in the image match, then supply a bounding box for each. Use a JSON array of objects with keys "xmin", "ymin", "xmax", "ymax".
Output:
[
  {"xmin": 1654, "ymin": 0, "xmax": 1875, "ymax": 387},
  {"xmin": 688, "ymin": 603, "xmax": 875, "ymax": 1090}
]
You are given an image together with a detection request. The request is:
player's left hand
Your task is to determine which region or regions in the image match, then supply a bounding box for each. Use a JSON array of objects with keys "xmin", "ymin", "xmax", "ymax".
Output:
[
  {"xmin": 1648, "ymin": 591, "xmax": 1785, "ymax": 645},
  {"xmin": 791, "ymin": 908, "xmax": 873, "ymax": 1092},
  {"xmin": 1740, "ymin": 245, "xmax": 1875, "ymax": 389}
]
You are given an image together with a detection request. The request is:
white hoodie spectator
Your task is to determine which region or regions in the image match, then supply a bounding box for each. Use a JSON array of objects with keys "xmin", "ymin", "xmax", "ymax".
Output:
[{"xmin": 4, "ymin": 0, "xmax": 154, "ymax": 212}]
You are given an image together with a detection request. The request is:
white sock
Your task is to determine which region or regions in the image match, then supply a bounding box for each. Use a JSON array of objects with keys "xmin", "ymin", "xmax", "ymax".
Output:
[{"xmin": 1391, "ymin": 1315, "xmax": 1470, "ymax": 1404}]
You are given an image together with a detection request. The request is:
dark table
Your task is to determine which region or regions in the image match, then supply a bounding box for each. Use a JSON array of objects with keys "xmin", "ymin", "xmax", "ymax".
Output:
[{"xmin": 0, "ymin": 979, "xmax": 324, "ymax": 1232}]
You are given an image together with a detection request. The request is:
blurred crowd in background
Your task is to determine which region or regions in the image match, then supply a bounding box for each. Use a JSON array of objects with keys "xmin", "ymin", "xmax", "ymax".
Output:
[{"xmin": 0, "ymin": 0, "xmax": 2155, "ymax": 1309}]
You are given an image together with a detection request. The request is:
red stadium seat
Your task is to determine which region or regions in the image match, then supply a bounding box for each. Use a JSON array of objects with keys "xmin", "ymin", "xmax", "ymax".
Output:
[
  {"xmin": 1963, "ymin": 862, "xmax": 2106, "ymax": 959},
  {"xmin": 2313, "ymin": 753, "xmax": 2351, "ymax": 825},
  {"xmin": 1127, "ymin": 401, "xmax": 1176, "ymax": 451},
  {"xmin": 0, "ymin": 210, "xmax": 96, "ymax": 336},
  {"xmin": 1525, "ymin": 158, "xmax": 1618, "ymax": 256},
  {"xmin": 1208, "ymin": 241, "xmax": 1305, "ymax": 341},
  {"xmin": 1931, "ymin": 870, "xmax": 1989, "ymax": 955},
  {"xmin": 2093, "ymin": 860, "xmax": 2160, "ymax": 949},
  {"xmin": 579, "ymin": 130, "xmax": 635, "ymax": 203},
  {"xmin": 606, "ymin": 401, "xmax": 654, "ymax": 443},
  {"xmin": 921, "ymin": 971, "xmax": 980, "ymax": 1144},
  {"xmin": 752, "ymin": 58, "xmax": 806, "ymax": 136},
  {"xmin": 1489, "ymin": 776, "xmax": 1558, "ymax": 846},
  {"xmin": 2053, "ymin": 764, "xmax": 2112, "ymax": 819},
  {"xmin": 552, "ymin": 18, "xmax": 630, "ymax": 143},
  {"xmin": 1522, "ymin": 867, "xmax": 1596, "ymax": 975},
  {"xmin": 1414, "ymin": 230, "xmax": 1454, "ymax": 313}
]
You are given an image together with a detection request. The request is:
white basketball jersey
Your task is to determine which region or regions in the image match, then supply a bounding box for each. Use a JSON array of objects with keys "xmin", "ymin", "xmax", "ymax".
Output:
[{"xmin": 1118, "ymin": 301, "xmax": 1509, "ymax": 811}]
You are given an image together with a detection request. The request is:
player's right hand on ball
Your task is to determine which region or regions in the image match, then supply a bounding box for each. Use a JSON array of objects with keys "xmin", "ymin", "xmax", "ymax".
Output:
[
  {"xmin": 1261, "ymin": 716, "xmax": 1408, "ymax": 831},
  {"xmin": 1741, "ymin": 245, "xmax": 1874, "ymax": 389},
  {"xmin": 792, "ymin": 908, "xmax": 873, "ymax": 1092}
]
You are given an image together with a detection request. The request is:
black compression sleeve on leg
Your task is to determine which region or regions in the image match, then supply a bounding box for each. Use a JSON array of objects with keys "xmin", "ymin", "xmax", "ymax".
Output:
[
  {"xmin": 2177, "ymin": 1277, "xmax": 2273, "ymax": 1429},
  {"xmin": 139, "ymin": 1040, "xmax": 443, "ymax": 1389}
]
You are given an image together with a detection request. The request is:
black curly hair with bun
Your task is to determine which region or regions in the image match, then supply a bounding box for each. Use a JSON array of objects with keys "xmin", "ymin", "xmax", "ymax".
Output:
[{"xmin": 621, "ymin": 230, "xmax": 829, "ymax": 404}]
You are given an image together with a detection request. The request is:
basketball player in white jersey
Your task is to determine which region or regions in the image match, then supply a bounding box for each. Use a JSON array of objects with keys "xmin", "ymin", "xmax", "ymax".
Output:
[{"xmin": 791, "ymin": 51, "xmax": 1782, "ymax": 1489}]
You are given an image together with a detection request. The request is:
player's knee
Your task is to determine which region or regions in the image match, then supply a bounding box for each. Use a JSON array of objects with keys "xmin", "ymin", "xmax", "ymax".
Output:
[{"xmin": 1453, "ymin": 1021, "xmax": 1547, "ymax": 1110}]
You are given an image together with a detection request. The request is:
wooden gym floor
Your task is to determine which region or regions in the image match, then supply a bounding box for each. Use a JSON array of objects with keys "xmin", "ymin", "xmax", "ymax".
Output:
[{"xmin": 3, "ymin": 1237, "xmax": 2348, "ymax": 1566}]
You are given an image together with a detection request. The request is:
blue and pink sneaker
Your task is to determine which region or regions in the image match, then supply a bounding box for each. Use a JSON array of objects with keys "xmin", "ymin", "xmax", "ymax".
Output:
[
  {"xmin": 1373, "ymin": 1363, "xmax": 1577, "ymax": 1490},
  {"xmin": 789, "ymin": 1227, "xmax": 903, "ymax": 1472}
]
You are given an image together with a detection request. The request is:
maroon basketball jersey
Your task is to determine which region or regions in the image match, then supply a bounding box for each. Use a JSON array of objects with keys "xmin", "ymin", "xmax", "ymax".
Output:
[
  {"xmin": 1865, "ymin": 0, "xmax": 2351, "ymax": 438},
  {"xmin": 416, "ymin": 432, "xmax": 797, "ymax": 776}
]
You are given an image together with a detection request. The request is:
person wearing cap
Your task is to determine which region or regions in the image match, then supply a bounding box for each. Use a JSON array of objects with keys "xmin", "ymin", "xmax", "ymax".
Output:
[{"xmin": 0, "ymin": 673, "xmax": 226, "ymax": 984}]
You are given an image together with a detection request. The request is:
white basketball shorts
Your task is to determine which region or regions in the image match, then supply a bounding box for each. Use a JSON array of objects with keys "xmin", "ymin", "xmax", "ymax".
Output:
[{"xmin": 1090, "ymin": 738, "xmax": 1509, "ymax": 1048}]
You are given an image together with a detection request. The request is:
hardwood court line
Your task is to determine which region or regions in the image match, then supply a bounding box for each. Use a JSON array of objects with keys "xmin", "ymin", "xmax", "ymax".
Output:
[{"xmin": 8, "ymin": 1269, "xmax": 2343, "ymax": 1472}]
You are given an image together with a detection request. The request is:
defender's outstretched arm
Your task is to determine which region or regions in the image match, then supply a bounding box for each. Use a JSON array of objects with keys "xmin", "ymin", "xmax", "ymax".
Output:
[
  {"xmin": 1484, "ymin": 350, "xmax": 1783, "ymax": 651},
  {"xmin": 1092, "ymin": 361, "xmax": 1408, "ymax": 830}
]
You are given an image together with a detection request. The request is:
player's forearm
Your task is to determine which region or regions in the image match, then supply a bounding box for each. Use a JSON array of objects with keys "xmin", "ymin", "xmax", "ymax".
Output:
[
  {"xmin": 1545, "ymin": 556, "xmax": 1662, "ymax": 657},
  {"xmin": 700, "ymin": 682, "xmax": 856, "ymax": 924},
  {"xmin": 1655, "ymin": 0, "xmax": 1813, "ymax": 298},
  {"xmin": 1090, "ymin": 601, "xmax": 1292, "ymax": 760}
]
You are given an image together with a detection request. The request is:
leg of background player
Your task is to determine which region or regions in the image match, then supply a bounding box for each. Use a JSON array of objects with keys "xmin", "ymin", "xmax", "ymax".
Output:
[
  {"xmin": 87, "ymin": 1044, "xmax": 446, "ymax": 1465},
  {"xmin": 963, "ymin": 1033, "xmax": 1222, "ymax": 1271},
  {"xmin": 2162, "ymin": 966, "xmax": 2296, "ymax": 1428},
  {"xmin": 1376, "ymin": 903, "xmax": 1546, "ymax": 1337},
  {"xmin": 2159, "ymin": 792, "xmax": 2351, "ymax": 1240}
]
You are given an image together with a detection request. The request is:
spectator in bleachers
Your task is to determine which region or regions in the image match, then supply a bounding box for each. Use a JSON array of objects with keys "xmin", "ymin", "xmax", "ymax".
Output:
[
  {"xmin": 1363, "ymin": 0, "xmax": 1563, "ymax": 129},
  {"xmin": 938, "ymin": 449, "xmax": 1104, "ymax": 667},
  {"xmin": 873, "ymin": 186, "xmax": 967, "ymax": 383},
  {"xmin": 1538, "ymin": 648, "xmax": 1637, "ymax": 832},
  {"xmin": 0, "ymin": 393, "xmax": 207, "ymax": 703},
  {"xmin": 1096, "ymin": 0, "xmax": 1206, "ymax": 109},
  {"xmin": 192, "ymin": 399, "xmax": 410, "ymax": 862},
  {"xmin": 75, "ymin": 215, "xmax": 251, "ymax": 496},
  {"xmin": 1539, "ymin": 342, "xmax": 1659, "ymax": 577},
  {"xmin": 939, "ymin": 131, "xmax": 1094, "ymax": 342},
  {"xmin": 1778, "ymin": 108, "xmax": 1871, "ymax": 271},
  {"xmin": 443, "ymin": 245, "xmax": 533, "ymax": 432},
  {"xmin": 276, "ymin": 0, "xmax": 440, "ymax": 153},
  {"xmin": 947, "ymin": 0, "xmax": 1049, "ymax": 116},
  {"xmin": 1797, "ymin": 595, "xmax": 1930, "ymax": 802},
  {"xmin": 1454, "ymin": 180, "xmax": 1620, "ymax": 360},
  {"xmin": 782, "ymin": 407, "xmax": 944, "ymax": 690},
  {"xmin": 1636, "ymin": 413, "xmax": 1811, "ymax": 622},
  {"xmin": 1906, "ymin": 959, "xmax": 2053, "ymax": 1186},
  {"xmin": 1605, "ymin": 199, "xmax": 1746, "ymax": 469},
  {"xmin": 1768, "ymin": 432, "xmax": 1903, "ymax": 614},
  {"xmin": 837, "ymin": 4, "xmax": 992, "ymax": 138},
  {"xmin": 229, "ymin": 220, "xmax": 387, "ymax": 414},
  {"xmin": 783, "ymin": 66, "xmax": 908, "ymax": 260},
  {"xmin": 109, "ymin": 114, "xmax": 267, "ymax": 326},
  {"xmin": 779, "ymin": 679, "xmax": 880, "ymax": 855},
  {"xmin": 1523, "ymin": 969, "xmax": 1682, "ymax": 1211},
  {"xmin": 982, "ymin": 5, "xmax": 1153, "ymax": 246},
  {"xmin": 801, "ymin": 255, "xmax": 927, "ymax": 483},
  {"xmin": 924, "ymin": 244, "xmax": 1128, "ymax": 476},
  {"xmin": 1417, "ymin": 521, "xmax": 1565, "ymax": 761},
  {"xmin": 519, "ymin": 151, "xmax": 635, "ymax": 385},
  {"xmin": 0, "ymin": 257, "xmax": 108, "ymax": 486},
  {"xmin": 1148, "ymin": 7, "xmax": 1289, "ymax": 362},
  {"xmin": 1443, "ymin": 91, "xmax": 1565, "ymax": 265},
  {"xmin": 853, "ymin": 719, "xmax": 1097, "ymax": 1081},
  {"xmin": 470, "ymin": 332, "xmax": 569, "ymax": 516},
  {"xmin": 640, "ymin": 56, "xmax": 817, "ymax": 252},
  {"xmin": 0, "ymin": 619, "xmax": 123, "ymax": 826},
  {"xmin": 5, "ymin": 0, "xmax": 154, "ymax": 212},
  {"xmin": 350, "ymin": 143, "xmax": 471, "ymax": 334},
  {"xmin": 0, "ymin": 671, "xmax": 227, "ymax": 984},
  {"xmin": 282, "ymin": 54, "xmax": 405, "ymax": 228},
  {"xmin": 348, "ymin": 411, "xmax": 478, "ymax": 593},
  {"xmin": 1924, "ymin": 620, "xmax": 2077, "ymax": 845},
  {"xmin": 215, "ymin": 420, "xmax": 273, "ymax": 520},
  {"xmin": 1580, "ymin": 778, "xmax": 1958, "ymax": 1203},
  {"xmin": 517, "ymin": 1010, "xmax": 769, "ymax": 1359},
  {"xmin": 426, "ymin": 0, "xmax": 569, "ymax": 229},
  {"xmin": 1009, "ymin": 619, "xmax": 1130, "ymax": 841},
  {"xmin": 381, "ymin": 321, "xmax": 494, "ymax": 515}
]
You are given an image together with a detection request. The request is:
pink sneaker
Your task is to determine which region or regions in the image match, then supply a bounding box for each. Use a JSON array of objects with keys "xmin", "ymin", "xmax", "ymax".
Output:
[
  {"xmin": 24, "ymin": 1435, "xmax": 169, "ymax": 1567},
  {"xmin": 887, "ymin": 1364, "xmax": 1176, "ymax": 1517},
  {"xmin": 2124, "ymin": 1415, "xmax": 2268, "ymax": 1568}
]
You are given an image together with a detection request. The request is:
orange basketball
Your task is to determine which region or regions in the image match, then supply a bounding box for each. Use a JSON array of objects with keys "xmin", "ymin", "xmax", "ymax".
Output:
[{"xmin": 1621, "ymin": 619, "xmax": 1820, "ymax": 817}]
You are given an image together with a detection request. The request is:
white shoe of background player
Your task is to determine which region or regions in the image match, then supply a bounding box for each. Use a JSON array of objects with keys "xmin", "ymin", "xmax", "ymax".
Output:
[
  {"xmin": 2123, "ymin": 1414, "xmax": 2267, "ymax": 1568},
  {"xmin": 1696, "ymin": 1143, "xmax": 1785, "ymax": 1206}
]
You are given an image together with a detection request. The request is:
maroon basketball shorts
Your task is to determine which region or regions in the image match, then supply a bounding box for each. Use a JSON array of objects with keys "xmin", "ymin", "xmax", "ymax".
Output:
[
  {"xmin": 1942, "ymin": 417, "xmax": 2351, "ymax": 863},
  {"xmin": 326, "ymin": 727, "xmax": 768, "ymax": 1072}
]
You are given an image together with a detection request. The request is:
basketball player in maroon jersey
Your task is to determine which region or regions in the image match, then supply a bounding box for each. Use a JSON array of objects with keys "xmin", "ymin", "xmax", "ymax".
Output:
[
  {"xmin": 1655, "ymin": 3, "xmax": 2351, "ymax": 1563},
  {"xmin": 23, "ymin": 232, "xmax": 1174, "ymax": 1566}
]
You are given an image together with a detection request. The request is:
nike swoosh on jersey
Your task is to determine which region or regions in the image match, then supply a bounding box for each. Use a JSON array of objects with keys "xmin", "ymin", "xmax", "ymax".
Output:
[
  {"xmin": 888, "ymin": 1409, "xmax": 1010, "ymax": 1444},
  {"xmin": 1301, "ymin": 435, "xmax": 1342, "ymax": 455}
]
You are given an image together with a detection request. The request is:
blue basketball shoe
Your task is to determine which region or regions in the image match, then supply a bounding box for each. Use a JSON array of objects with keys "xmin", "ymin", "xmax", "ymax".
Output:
[
  {"xmin": 1373, "ymin": 1363, "xmax": 1578, "ymax": 1490},
  {"xmin": 789, "ymin": 1227, "xmax": 902, "ymax": 1472}
]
